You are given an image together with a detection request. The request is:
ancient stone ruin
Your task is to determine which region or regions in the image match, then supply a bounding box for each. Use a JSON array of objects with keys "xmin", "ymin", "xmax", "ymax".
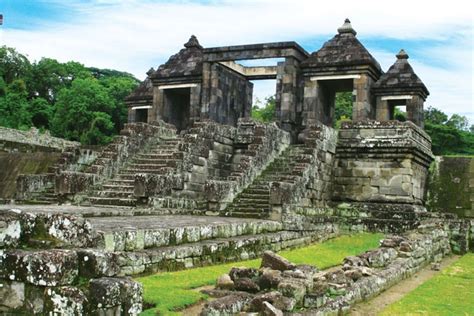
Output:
[{"xmin": 1, "ymin": 19, "xmax": 473, "ymax": 315}]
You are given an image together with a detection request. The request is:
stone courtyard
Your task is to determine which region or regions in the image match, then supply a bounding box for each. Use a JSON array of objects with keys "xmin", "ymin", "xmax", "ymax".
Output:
[{"xmin": 1, "ymin": 19, "xmax": 473, "ymax": 315}]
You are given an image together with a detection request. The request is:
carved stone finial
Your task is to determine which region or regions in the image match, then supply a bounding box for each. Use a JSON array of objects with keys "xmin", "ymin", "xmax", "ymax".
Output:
[
  {"xmin": 146, "ymin": 67, "xmax": 155, "ymax": 76},
  {"xmin": 396, "ymin": 49, "xmax": 409, "ymax": 60},
  {"xmin": 337, "ymin": 18, "xmax": 357, "ymax": 36},
  {"xmin": 184, "ymin": 35, "xmax": 203, "ymax": 49}
]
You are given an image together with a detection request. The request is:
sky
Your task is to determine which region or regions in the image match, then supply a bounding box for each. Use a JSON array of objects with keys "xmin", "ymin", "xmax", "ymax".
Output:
[{"xmin": 0, "ymin": 0, "xmax": 472, "ymax": 122}]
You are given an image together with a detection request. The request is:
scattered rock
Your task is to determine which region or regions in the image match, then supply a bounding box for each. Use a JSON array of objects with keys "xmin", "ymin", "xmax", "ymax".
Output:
[
  {"xmin": 380, "ymin": 236, "xmax": 405, "ymax": 248},
  {"xmin": 278, "ymin": 279, "xmax": 307, "ymax": 303},
  {"xmin": 431, "ymin": 263, "xmax": 441, "ymax": 271},
  {"xmin": 344, "ymin": 269, "xmax": 363, "ymax": 281},
  {"xmin": 234, "ymin": 277, "xmax": 260, "ymax": 293},
  {"xmin": 258, "ymin": 268, "xmax": 282, "ymax": 290},
  {"xmin": 216, "ymin": 274, "xmax": 234, "ymax": 290},
  {"xmin": 229, "ymin": 267, "xmax": 259, "ymax": 281},
  {"xmin": 201, "ymin": 292, "xmax": 253, "ymax": 316},
  {"xmin": 262, "ymin": 301, "xmax": 283, "ymax": 316},
  {"xmin": 261, "ymin": 251, "xmax": 296, "ymax": 271}
]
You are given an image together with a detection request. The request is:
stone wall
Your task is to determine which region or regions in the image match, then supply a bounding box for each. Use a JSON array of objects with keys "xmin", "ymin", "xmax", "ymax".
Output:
[
  {"xmin": 208, "ymin": 63, "xmax": 253, "ymax": 126},
  {"xmin": 333, "ymin": 120, "xmax": 433, "ymax": 205},
  {"xmin": 0, "ymin": 209, "xmax": 143, "ymax": 315},
  {"xmin": 0, "ymin": 152, "xmax": 61, "ymax": 200},
  {"xmin": 427, "ymin": 156, "xmax": 474, "ymax": 218}
]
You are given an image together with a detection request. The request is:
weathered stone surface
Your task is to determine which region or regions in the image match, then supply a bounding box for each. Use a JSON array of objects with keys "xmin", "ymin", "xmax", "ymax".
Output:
[
  {"xmin": 1, "ymin": 249, "xmax": 78, "ymax": 286},
  {"xmin": 0, "ymin": 281, "xmax": 25, "ymax": 311},
  {"xmin": 261, "ymin": 251, "xmax": 296, "ymax": 271},
  {"xmin": 360, "ymin": 247, "xmax": 398, "ymax": 268},
  {"xmin": 77, "ymin": 249, "xmax": 120, "ymax": 278},
  {"xmin": 277, "ymin": 278, "xmax": 307, "ymax": 303},
  {"xmin": 89, "ymin": 277, "xmax": 143, "ymax": 315},
  {"xmin": 44, "ymin": 286, "xmax": 88, "ymax": 315}
]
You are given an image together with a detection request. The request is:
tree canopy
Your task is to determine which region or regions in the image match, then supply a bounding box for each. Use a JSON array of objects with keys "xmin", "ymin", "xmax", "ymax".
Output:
[{"xmin": 0, "ymin": 45, "xmax": 139, "ymax": 145}]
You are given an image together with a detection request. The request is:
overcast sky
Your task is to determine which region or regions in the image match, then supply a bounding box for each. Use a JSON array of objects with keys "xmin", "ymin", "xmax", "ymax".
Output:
[{"xmin": 0, "ymin": 0, "xmax": 472, "ymax": 122}]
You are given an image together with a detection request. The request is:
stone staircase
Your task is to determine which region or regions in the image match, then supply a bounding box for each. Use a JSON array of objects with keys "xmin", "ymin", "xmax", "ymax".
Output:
[
  {"xmin": 86, "ymin": 136, "xmax": 183, "ymax": 207},
  {"xmin": 224, "ymin": 144, "xmax": 312, "ymax": 218},
  {"xmin": 18, "ymin": 184, "xmax": 58, "ymax": 205}
]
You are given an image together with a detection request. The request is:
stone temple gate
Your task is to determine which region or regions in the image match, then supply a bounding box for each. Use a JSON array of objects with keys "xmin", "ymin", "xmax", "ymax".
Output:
[{"xmin": 126, "ymin": 19, "xmax": 429, "ymax": 139}]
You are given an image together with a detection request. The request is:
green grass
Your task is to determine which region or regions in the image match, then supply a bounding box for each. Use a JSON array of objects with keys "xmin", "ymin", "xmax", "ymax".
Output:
[
  {"xmin": 381, "ymin": 253, "xmax": 474, "ymax": 316},
  {"xmin": 136, "ymin": 232, "xmax": 382, "ymax": 315}
]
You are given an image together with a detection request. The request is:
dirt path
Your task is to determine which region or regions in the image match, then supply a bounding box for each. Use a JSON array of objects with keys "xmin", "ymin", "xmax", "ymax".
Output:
[{"xmin": 350, "ymin": 255, "xmax": 460, "ymax": 316}]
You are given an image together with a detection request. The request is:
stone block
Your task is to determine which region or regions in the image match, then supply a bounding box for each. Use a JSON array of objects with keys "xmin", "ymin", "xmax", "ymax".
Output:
[
  {"xmin": 77, "ymin": 250, "xmax": 120, "ymax": 278},
  {"xmin": 2, "ymin": 249, "xmax": 78, "ymax": 286},
  {"xmin": 0, "ymin": 281, "xmax": 25, "ymax": 311},
  {"xmin": 261, "ymin": 251, "xmax": 296, "ymax": 271},
  {"xmin": 89, "ymin": 277, "xmax": 143, "ymax": 315},
  {"xmin": 44, "ymin": 286, "xmax": 88, "ymax": 315}
]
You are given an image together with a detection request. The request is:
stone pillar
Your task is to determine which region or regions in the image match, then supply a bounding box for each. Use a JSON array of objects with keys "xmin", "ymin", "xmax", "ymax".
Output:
[
  {"xmin": 277, "ymin": 57, "xmax": 300, "ymax": 133},
  {"xmin": 352, "ymin": 74, "xmax": 374, "ymax": 121},
  {"xmin": 152, "ymin": 86, "xmax": 164, "ymax": 121},
  {"xmin": 127, "ymin": 107, "xmax": 135, "ymax": 123},
  {"xmin": 375, "ymin": 97, "xmax": 390, "ymax": 121},
  {"xmin": 189, "ymin": 84, "xmax": 202, "ymax": 123},
  {"xmin": 406, "ymin": 95, "xmax": 424, "ymax": 128},
  {"xmin": 200, "ymin": 62, "xmax": 212, "ymax": 119},
  {"xmin": 302, "ymin": 78, "xmax": 318, "ymax": 127}
]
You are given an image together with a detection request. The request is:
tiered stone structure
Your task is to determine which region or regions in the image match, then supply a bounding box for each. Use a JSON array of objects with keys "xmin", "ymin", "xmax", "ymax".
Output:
[{"xmin": 2, "ymin": 19, "xmax": 472, "ymax": 315}]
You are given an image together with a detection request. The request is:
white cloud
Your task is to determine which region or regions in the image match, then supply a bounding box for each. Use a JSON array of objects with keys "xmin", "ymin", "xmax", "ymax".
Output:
[{"xmin": 0, "ymin": 0, "xmax": 472, "ymax": 120}]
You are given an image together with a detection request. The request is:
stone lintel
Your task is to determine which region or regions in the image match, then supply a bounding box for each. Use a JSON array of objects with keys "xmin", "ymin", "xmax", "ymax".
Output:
[
  {"xmin": 131, "ymin": 105, "xmax": 152, "ymax": 110},
  {"xmin": 158, "ymin": 83, "xmax": 199, "ymax": 90},
  {"xmin": 310, "ymin": 74, "xmax": 361, "ymax": 81},
  {"xmin": 203, "ymin": 41, "xmax": 309, "ymax": 62},
  {"xmin": 381, "ymin": 95, "xmax": 413, "ymax": 101},
  {"xmin": 218, "ymin": 61, "xmax": 278, "ymax": 79}
]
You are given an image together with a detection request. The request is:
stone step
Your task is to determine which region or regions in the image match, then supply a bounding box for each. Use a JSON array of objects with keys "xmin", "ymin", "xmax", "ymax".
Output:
[
  {"xmin": 110, "ymin": 229, "xmax": 320, "ymax": 276},
  {"xmin": 108, "ymin": 179, "xmax": 135, "ymax": 185},
  {"xmin": 127, "ymin": 163, "xmax": 169, "ymax": 170},
  {"xmin": 239, "ymin": 193, "xmax": 270, "ymax": 199},
  {"xmin": 102, "ymin": 184, "xmax": 134, "ymax": 192},
  {"xmin": 88, "ymin": 197, "xmax": 137, "ymax": 207},
  {"xmin": 121, "ymin": 168, "xmax": 174, "ymax": 175},
  {"xmin": 93, "ymin": 191, "xmax": 134, "ymax": 198},
  {"xmin": 88, "ymin": 216, "xmax": 283, "ymax": 252}
]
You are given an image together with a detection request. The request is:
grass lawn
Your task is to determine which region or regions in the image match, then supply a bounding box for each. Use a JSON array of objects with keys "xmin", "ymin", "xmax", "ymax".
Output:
[
  {"xmin": 136, "ymin": 232, "xmax": 383, "ymax": 315},
  {"xmin": 381, "ymin": 253, "xmax": 474, "ymax": 316}
]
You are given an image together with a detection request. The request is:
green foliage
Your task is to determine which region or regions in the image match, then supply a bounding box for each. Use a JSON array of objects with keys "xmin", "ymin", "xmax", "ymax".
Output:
[
  {"xmin": 137, "ymin": 233, "xmax": 382, "ymax": 315},
  {"xmin": 381, "ymin": 253, "xmax": 474, "ymax": 315},
  {"xmin": 251, "ymin": 96, "xmax": 276, "ymax": 122},
  {"xmin": 0, "ymin": 45, "xmax": 139, "ymax": 144},
  {"xmin": 334, "ymin": 92, "xmax": 353, "ymax": 126},
  {"xmin": 51, "ymin": 78, "xmax": 116, "ymax": 144},
  {"xmin": 424, "ymin": 107, "xmax": 474, "ymax": 155}
]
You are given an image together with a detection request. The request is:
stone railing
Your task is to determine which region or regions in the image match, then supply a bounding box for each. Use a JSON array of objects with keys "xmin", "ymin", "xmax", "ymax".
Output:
[
  {"xmin": 270, "ymin": 123, "xmax": 338, "ymax": 224},
  {"xmin": 205, "ymin": 118, "xmax": 291, "ymax": 211}
]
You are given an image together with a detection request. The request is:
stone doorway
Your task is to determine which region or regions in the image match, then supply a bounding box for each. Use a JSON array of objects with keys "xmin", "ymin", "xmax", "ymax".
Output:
[
  {"xmin": 164, "ymin": 88, "xmax": 191, "ymax": 132},
  {"xmin": 135, "ymin": 108, "xmax": 148, "ymax": 123}
]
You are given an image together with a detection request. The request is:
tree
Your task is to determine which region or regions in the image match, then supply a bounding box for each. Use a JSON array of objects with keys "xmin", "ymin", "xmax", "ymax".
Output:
[
  {"xmin": 446, "ymin": 114, "xmax": 469, "ymax": 131},
  {"xmin": 0, "ymin": 46, "xmax": 32, "ymax": 85},
  {"xmin": 252, "ymin": 96, "xmax": 276, "ymax": 122},
  {"xmin": 28, "ymin": 97, "xmax": 53, "ymax": 129},
  {"xmin": 51, "ymin": 78, "xmax": 115, "ymax": 144},
  {"xmin": 0, "ymin": 80, "xmax": 31, "ymax": 129},
  {"xmin": 425, "ymin": 106, "xmax": 448, "ymax": 125},
  {"xmin": 99, "ymin": 76, "xmax": 139, "ymax": 133}
]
